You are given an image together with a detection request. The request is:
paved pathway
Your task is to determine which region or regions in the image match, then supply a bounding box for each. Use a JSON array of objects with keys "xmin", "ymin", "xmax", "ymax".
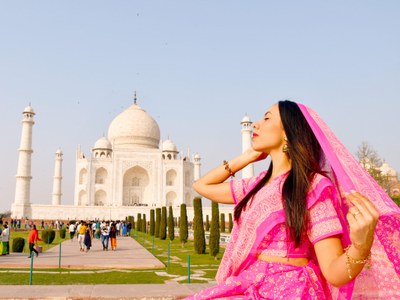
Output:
[{"xmin": 0, "ymin": 236, "xmax": 214, "ymax": 299}]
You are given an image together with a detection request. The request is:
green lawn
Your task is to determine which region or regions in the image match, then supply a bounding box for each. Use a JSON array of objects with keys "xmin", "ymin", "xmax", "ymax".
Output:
[{"xmin": 0, "ymin": 229, "xmax": 224, "ymax": 285}]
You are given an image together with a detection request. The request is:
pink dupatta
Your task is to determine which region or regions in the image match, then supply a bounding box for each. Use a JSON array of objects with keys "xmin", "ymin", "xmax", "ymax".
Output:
[{"xmin": 298, "ymin": 104, "xmax": 400, "ymax": 299}]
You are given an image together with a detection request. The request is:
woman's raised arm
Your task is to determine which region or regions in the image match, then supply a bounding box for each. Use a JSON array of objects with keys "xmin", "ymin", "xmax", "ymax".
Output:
[{"xmin": 193, "ymin": 148, "xmax": 267, "ymax": 204}]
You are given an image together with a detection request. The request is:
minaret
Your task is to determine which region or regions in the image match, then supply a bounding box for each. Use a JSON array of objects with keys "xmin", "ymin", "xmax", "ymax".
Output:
[
  {"xmin": 13, "ymin": 105, "xmax": 35, "ymax": 207},
  {"xmin": 193, "ymin": 153, "xmax": 201, "ymax": 181},
  {"xmin": 52, "ymin": 148, "xmax": 63, "ymax": 205},
  {"xmin": 241, "ymin": 114, "xmax": 254, "ymax": 178}
]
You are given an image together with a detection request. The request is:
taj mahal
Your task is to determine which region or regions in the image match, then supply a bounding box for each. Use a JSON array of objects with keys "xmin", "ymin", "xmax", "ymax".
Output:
[{"xmin": 11, "ymin": 96, "xmax": 254, "ymax": 221}]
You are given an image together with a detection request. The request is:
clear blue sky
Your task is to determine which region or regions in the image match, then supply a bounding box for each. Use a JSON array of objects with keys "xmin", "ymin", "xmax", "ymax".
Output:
[{"xmin": 1, "ymin": 1, "xmax": 399, "ymax": 212}]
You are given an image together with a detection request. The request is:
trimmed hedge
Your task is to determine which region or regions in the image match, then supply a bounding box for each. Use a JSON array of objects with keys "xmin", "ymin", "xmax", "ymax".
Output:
[
  {"xmin": 42, "ymin": 229, "xmax": 56, "ymax": 244},
  {"xmin": 60, "ymin": 228, "xmax": 66, "ymax": 239},
  {"xmin": 12, "ymin": 237, "xmax": 25, "ymax": 252}
]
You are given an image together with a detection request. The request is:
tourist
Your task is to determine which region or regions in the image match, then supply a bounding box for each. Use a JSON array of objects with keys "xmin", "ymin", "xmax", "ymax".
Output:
[
  {"xmin": 109, "ymin": 222, "xmax": 117, "ymax": 251},
  {"xmin": 84, "ymin": 222, "xmax": 93, "ymax": 252},
  {"xmin": 1, "ymin": 224, "xmax": 10, "ymax": 255},
  {"xmin": 185, "ymin": 100, "xmax": 399, "ymax": 299},
  {"xmin": 77, "ymin": 221, "xmax": 87, "ymax": 252},
  {"xmin": 27, "ymin": 225, "xmax": 42, "ymax": 258},
  {"xmin": 68, "ymin": 222, "xmax": 76, "ymax": 241},
  {"xmin": 100, "ymin": 221, "xmax": 110, "ymax": 251}
]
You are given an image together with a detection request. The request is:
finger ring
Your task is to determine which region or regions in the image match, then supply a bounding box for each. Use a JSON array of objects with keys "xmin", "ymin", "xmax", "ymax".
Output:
[{"xmin": 353, "ymin": 211, "xmax": 360, "ymax": 217}]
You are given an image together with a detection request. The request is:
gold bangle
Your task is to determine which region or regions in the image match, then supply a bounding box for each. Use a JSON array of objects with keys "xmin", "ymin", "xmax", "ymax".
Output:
[
  {"xmin": 344, "ymin": 245, "xmax": 371, "ymax": 279},
  {"xmin": 223, "ymin": 160, "xmax": 235, "ymax": 177}
]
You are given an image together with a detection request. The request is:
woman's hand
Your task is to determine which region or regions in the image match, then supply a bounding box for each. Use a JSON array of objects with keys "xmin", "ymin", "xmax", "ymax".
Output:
[
  {"xmin": 244, "ymin": 147, "xmax": 268, "ymax": 163},
  {"xmin": 346, "ymin": 192, "xmax": 380, "ymax": 256}
]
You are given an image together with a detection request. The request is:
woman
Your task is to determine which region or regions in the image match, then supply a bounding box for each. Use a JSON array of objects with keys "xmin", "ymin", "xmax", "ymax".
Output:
[
  {"xmin": 186, "ymin": 101, "xmax": 400, "ymax": 299},
  {"xmin": 27, "ymin": 225, "xmax": 42, "ymax": 258},
  {"xmin": 84, "ymin": 222, "xmax": 93, "ymax": 252},
  {"xmin": 109, "ymin": 223, "xmax": 117, "ymax": 251}
]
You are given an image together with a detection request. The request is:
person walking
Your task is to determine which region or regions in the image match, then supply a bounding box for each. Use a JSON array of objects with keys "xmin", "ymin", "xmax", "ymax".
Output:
[
  {"xmin": 100, "ymin": 221, "xmax": 110, "ymax": 251},
  {"xmin": 77, "ymin": 221, "xmax": 87, "ymax": 252},
  {"xmin": 27, "ymin": 225, "xmax": 42, "ymax": 258},
  {"xmin": 1, "ymin": 224, "xmax": 10, "ymax": 255},
  {"xmin": 68, "ymin": 222, "xmax": 76, "ymax": 241},
  {"xmin": 109, "ymin": 223, "xmax": 117, "ymax": 251}
]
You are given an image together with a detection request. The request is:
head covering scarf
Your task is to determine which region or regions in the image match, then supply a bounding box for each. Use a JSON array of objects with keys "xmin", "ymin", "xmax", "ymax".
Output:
[{"xmin": 298, "ymin": 103, "xmax": 400, "ymax": 299}]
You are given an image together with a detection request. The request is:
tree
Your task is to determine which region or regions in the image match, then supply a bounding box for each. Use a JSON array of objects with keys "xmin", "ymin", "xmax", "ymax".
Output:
[
  {"xmin": 168, "ymin": 206, "xmax": 175, "ymax": 241},
  {"xmin": 137, "ymin": 213, "xmax": 142, "ymax": 232},
  {"xmin": 356, "ymin": 141, "xmax": 391, "ymax": 190},
  {"xmin": 205, "ymin": 215, "xmax": 210, "ymax": 231},
  {"xmin": 193, "ymin": 197, "xmax": 206, "ymax": 254},
  {"xmin": 209, "ymin": 201, "xmax": 220, "ymax": 260},
  {"xmin": 228, "ymin": 213, "xmax": 233, "ymax": 233},
  {"xmin": 179, "ymin": 204, "xmax": 188, "ymax": 248},
  {"xmin": 142, "ymin": 214, "xmax": 147, "ymax": 233},
  {"xmin": 160, "ymin": 206, "xmax": 167, "ymax": 240},
  {"xmin": 220, "ymin": 213, "xmax": 225, "ymax": 233},
  {"xmin": 155, "ymin": 208, "xmax": 161, "ymax": 238},
  {"xmin": 150, "ymin": 209, "xmax": 155, "ymax": 236}
]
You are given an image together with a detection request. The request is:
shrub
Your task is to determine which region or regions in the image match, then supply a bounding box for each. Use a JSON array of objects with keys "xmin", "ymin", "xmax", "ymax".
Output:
[
  {"xmin": 137, "ymin": 213, "xmax": 142, "ymax": 232},
  {"xmin": 228, "ymin": 213, "xmax": 233, "ymax": 233},
  {"xmin": 220, "ymin": 213, "xmax": 225, "ymax": 233},
  {"xmin": 155, "ymin": 208, "xmax": 161, "ymax": 238},
  {"xmin": 150, "ymin": 209, "xmax": 155, "ymax": 236},
  {"xmin": 42, "ymin": 229, "xmax": 56, "ymax": 244},
  {"xmin": 179, "ymin": 204, "xmax": 188, "ymax": 247},
  {"xmin": 392, "ymin": 196, "xmax": 400, "ymax": 207},
  {"xmin": 168, "ymin": 206, "xmax": 175, "ymax": 241},
  {"xmin": 12, "ymin": 237, "xmax": 25, "ymax": 252},
  {"xmin": 60, "ymin": 228, "xmax": 66, "ymax": 239},
  {"xmin": 142, "ymin": 214, "xmax": 147, "ymax": 233},
  {"xmin": 193, "ymin": 197, "xmax": 206, "ymax": 254},
  {"xmin": 205, "ymin": 215, "xmax": 210, "ymax": 231},
  {"xmin": 160, "ymin": 207, "xmax": 167, "ymax": 240},
  {"xmin": 209, "ymin": 201, "xmax": 220, "ymax": 259}
]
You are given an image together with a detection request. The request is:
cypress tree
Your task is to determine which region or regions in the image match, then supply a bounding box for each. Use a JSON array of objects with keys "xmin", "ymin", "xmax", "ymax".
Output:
[
  {"xmin": 160, "ymin": 206, "xmax": 167, "ymax": 240},
  {"xmin": 209, "ymin": 201, "xmax": 220, "ymax": 259},
  {"xmin": 193, "ymin": 197, "xmax": 206, "ymax": 254},
  {"xmin": 205, "ymin": 215, "xmax": 210, "ymax": 231},
  {"xmin": 168, "ymin": 206, "xmax": 175, "ymax": 241},
  {"xmin": 137, "ymin": 213, "xmax": 142, "ymax": 232},
  {"xmin": 179, "ymin": 204, "xmax": 188, "ymax": 248},
  {"xmin": 131, "ymin": 216, "xmax": 136, "ymax": 230},
  {"xmin": 228, "ymin": 213, "xmax": 233, "ymax": 233},
  {"xmin": 142, "ymin": 214, "xmax": 147, "ymax": 233},
  {"xmin": 220, "ymin": 213, "xmax": 225, "ymax": 233},
  {"xmin": 155, "ymin": 208, "xmax": 161, "ymax": 238},
  {"xmin": 150, "ymin": 209, "xmax": 155, "ymax": 236}
]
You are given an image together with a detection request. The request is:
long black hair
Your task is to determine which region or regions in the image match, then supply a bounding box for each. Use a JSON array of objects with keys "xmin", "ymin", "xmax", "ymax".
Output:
[{"xmin": 234, "ymin": 100, "xmax": 325, "ymax": 247}]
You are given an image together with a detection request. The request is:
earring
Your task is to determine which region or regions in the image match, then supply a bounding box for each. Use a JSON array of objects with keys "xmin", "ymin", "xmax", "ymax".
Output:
[{"xmin": 282, "ymin": 137, "xmax": 289, "ymax": 153}]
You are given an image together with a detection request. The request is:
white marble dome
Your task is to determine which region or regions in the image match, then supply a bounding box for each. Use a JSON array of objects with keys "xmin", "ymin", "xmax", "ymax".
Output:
[
  {"xmin": 24, "ymin": 105, "xmax": 35, "ymax": 114},
  {"xmin": 108, "ymin": 103, "xmax": 160, "ymax": 149},
  {"xmin": 241, "ymin": 115, "xmax": 251, "ymax": 123},
  {"xmin": 94, "ymin": 137, "xmax": 112, "ymax": 150},
  {"xmin": 162, "ymin": 139, "xmax": 178, "ymax": 153}
]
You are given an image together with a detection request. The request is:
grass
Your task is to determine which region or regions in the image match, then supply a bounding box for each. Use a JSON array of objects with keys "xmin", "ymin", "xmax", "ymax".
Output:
[{"xmin": 0, "ymin": 228, "xmax": 224, "ymax": 285}]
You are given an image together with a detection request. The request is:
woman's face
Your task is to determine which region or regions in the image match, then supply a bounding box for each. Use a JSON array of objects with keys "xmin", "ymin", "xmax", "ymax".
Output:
[{"xmin": 252, "ymin": 103, "xmax": 286, "ymax": 153}]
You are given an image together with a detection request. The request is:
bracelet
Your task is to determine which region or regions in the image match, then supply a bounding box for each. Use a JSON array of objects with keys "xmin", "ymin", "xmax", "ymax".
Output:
[
  {"xmin": 344, "ymin": 245, "xmax": 371, "ymax": 279},
  {"xmin": 223, "ymin": 160, "xmax": 235, "ymax": 177}
]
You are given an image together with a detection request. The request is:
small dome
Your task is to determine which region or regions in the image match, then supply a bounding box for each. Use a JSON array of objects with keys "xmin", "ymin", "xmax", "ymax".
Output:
[
  {"xmin": 241, "ymin": 115, "xmax": 251, "ymax": 123},
  {"xmin": 23, "ymin": 105, "xmax": 35, "ymax": 114},
  {"xmin": 55, "ymin": 148, "xmax": 63, "ymax": 154},
  {"xmin": 194, "ymin": 153, "xmax": 201, "ymax": 159},
  {"xmin": 162, "ymin": 139, "xmax": 178, "ymax": 153},
  {"xmin": 108, "ymin": 103, "xmax": 160, "ymax": 149},
  {"xmin": 94, "ymin": 137, "xmax": 112, "ymax": 150}
]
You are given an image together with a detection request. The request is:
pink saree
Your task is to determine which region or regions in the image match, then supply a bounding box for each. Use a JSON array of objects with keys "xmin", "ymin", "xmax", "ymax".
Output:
[{"xmin": 185, "ymin": 103, "xmax": 400, "ymax": 299}]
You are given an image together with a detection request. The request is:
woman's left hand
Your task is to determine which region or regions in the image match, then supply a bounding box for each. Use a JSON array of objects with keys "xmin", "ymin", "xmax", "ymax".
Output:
[{"xmin": 346, "ymin": 192, "xmax": 380, "ymax": 255}]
